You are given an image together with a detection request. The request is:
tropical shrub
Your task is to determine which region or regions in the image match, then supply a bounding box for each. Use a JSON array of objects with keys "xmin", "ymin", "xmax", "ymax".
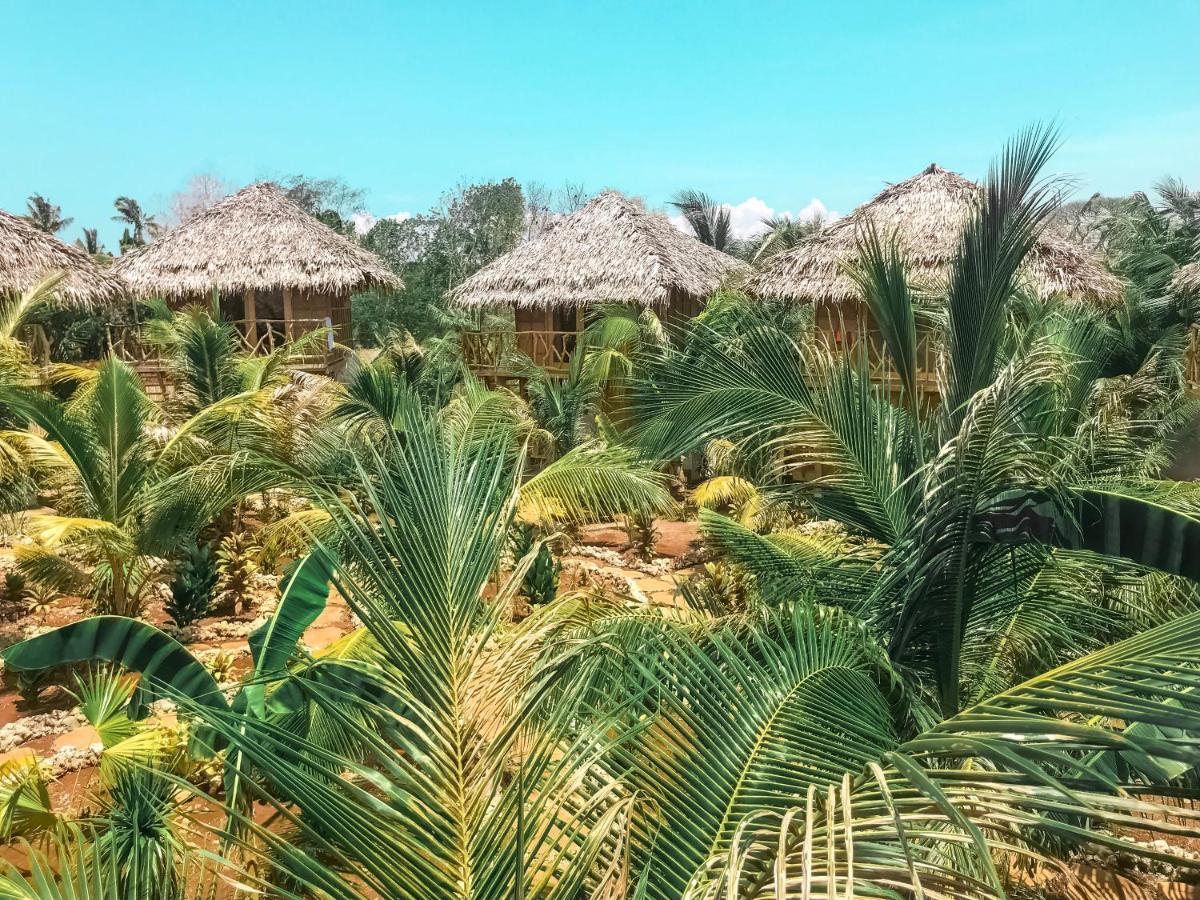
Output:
[
  {"xmin": 164, "ymin": 541, "xmax": 217, "ymax": 628},
  {"xmin": 0, "ymin": 357, "xmax": 244, "ymax": 616},
  {"xmin": 213, "ymin": 530, "xmax": 258, "ymax": 615}
]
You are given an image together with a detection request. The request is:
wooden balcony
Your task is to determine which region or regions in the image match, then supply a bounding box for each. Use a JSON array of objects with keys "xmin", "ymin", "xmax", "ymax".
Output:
[
  {"xmin": 816, "ymin": 327, "xmax": 941, "ymax": 395},
  {"xmin": 462, "ymin": 323, "xmax": 1200, "ymax": 400},
  {"xmin": 461, "ymin": 329, "xmax": 577, "ymax": 375}
]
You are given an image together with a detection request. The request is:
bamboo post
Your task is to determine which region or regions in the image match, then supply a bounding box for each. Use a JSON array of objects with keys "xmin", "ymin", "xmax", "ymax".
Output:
[
  {"xmin": 243, "ymin": 289, "xmax": 258, "ymax": 350},
  {"xmin": 282, "ymin": 287, "xmax": 294, "ymax": 341}
]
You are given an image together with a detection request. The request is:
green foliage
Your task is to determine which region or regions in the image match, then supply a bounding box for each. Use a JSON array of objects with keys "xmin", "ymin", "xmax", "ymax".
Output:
[
  {"xmin": 0, "ymin": 357, "xmax": 237, "ymax": 615},
  {"xmin": 214, "ymin": 531, "xmax": 258, "ymax": 615},
  {"xmin": 13, "ymin": 668, "xmax": 54, "ymax": 707},
  {"xmin": 355, "ymin": 179, "xmax": 526, "ymax": 342},
  {"xmin": 624, "ymin": 507, "xmax": 658, "ymax": 560},
  {"xmin": 164, "ymin": 542, "xmax": 217, "ymax": 629},
  {"xmin": 511, "ymin": 524, "xmax": 560, "ymax": 607},
  {"xmin": 2, "ymin": 570, "xmax": 26, "ymax": 606}
]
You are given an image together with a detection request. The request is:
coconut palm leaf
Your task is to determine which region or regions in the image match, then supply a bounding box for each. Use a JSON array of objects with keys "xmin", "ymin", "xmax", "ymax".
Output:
[
  {"xmin": 691, "ymin": 608, "xmax": 1200, "ymax": 898},
  {"xmin": 697, "ymin": 508, "xmax": 879, "ymax": 609},
  {"xmin": 670, "ymin": 190, "xmax": 732, "ymax": 251},
  {"xmin": 939, "ymin": 124, "xmax": 1061, "ymax": 437},
  {"xmin": 844, "ymin": 221, "xmax": 927, "ymax": 462},
  {"xmin": 518, "ymin": 440, "xmax": 674, "ymax": 527},
  {"xmin": 581, "ymin": 603, "xmax": 904, "ymax": 900},
  {"xmin": 172, "ymin": 412, "xmax": 635, "ymax": 899}
]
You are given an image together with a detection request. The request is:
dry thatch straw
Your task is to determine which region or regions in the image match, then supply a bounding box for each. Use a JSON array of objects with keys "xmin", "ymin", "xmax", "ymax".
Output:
[
  {"xmin": 0, "ymin": 208, "xmax": 126, "ymax": 307},
  {"xmin": 1173, "ymin": 262, "xmax": 1200, "ymax": 296},
  {"xmin": 113, "ymin": 182, "xmax": 401, "ymax": 300},
  {"xmin": 748, "ymin": 164, "xmax": 1122, "ymax": 306},
  {"xmin": 448, "ymin": 190, "xmax": 748, "ymax": 308}
]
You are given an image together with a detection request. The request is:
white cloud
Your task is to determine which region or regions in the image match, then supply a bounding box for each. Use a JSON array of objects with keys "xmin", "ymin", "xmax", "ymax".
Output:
[
  {"xmin": 351, "ymin": 210, "xmax": 413, "ymax": 236},
  {"xmin": 670, "ymin": 197, "xmax": 839, "ymax": 241}
]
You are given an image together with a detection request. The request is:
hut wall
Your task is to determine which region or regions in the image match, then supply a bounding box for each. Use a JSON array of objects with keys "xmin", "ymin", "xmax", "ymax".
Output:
[
  {"xmin": 664, "ymin": 294, "xmax": 704, "ymax": 324},
  {"xmin": 290, "ymin": 290, "xmax": 344, "ymax": 336},
  {"xmin": 511, "ymin": 305, "xmax": 579, "ymax": 371}
]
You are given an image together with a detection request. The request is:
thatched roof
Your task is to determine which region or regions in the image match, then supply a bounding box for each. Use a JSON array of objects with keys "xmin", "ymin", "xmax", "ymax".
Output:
[
  {"xmin": 114, "ymin": 183, "xmax": 401, "ymax": 300},
  {"xmin": 1173, "ymin": 262, "xmax": 1200, "ymax": 296},
  {"xmin": 0, "ymin": 209, "xmax": 126, "ymax": 307},
  {"xmin": 448, "ymin": 190, "xmax": 747, "ymax": 308},
  {"xmin": 748, "ymin": 164, "xmax": 1122, "ymax": 306}
]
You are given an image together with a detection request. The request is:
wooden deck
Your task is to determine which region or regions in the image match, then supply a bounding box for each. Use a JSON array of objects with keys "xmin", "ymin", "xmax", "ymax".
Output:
[{"xmin": 106, "ymin": 318, "xmax": 343, "ymax": 399}]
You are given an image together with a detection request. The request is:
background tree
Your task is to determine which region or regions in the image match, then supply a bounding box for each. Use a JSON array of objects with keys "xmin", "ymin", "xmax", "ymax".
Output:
[
  {"xmin": 670, "ymin": 188, "xmax": 732, "ymax": 251},
  {"xmin": 280, "ymin": 174, "xmax": 366, "ymax": 234},
  {"xmin": 74, "ymin": 227, "xmax": 108, "ymax": 259},
  {"xmin": 23, "ymin": 194, "xmax": 72, "ymax": 234},
  {"xmin": 160, "ymin": 172, "xmax": 233, "ymax": 228},
  {"xmin": 523, "ymin": 179, "xmax": 590, "ymax": 239},
  {"xmin": 354, "ymin": 179, "xmax": 527, "ymax": 343},
  {"xmin": 112, "ymin": 196, "xmax": 155, "ymax": 250},
  {"xmin": 751, "ymin": 211, "xmax": 825, "ymax": 262}
]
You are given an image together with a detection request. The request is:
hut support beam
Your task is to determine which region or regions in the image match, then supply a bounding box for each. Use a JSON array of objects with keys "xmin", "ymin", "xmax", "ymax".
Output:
[
  {"xmin": 243, "ymin": 289, "xmax": 257, "ymax": 349},
  {"xmin": 283, "ymin": 287, "xmax": 294, "ymax": 341}
]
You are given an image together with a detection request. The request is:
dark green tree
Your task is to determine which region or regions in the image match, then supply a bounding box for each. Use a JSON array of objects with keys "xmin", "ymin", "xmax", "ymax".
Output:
[{"xmin": 24, "ymin": 194, "xmax": 72, "ymax": 234}]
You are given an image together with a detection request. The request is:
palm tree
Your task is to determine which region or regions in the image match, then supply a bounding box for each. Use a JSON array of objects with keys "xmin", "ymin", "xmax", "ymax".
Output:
[
  {"xmin": 112, "ymin": 196, "xmax": 155, "ymax": 249},
  {"xmin": 24, "ymin": 194, "xmax": 72, "ymax": 234},
  {"xmin": 752, "ymin": 211, "xmax": 824, "ymax": 263},
  {"xmin": 670, "ymin": 189, "xmax": 732, "ymax": 251},
  {"xmin": 74, "ymin": 227, "xmax": 106, "ymax": 257},
  {"xmin": 2, "ymin": 387, "xmax": 674, "ymax": 897},
  {"xmin": 0, "ymin": 357, "xmax": 245, "ymax": 615}
]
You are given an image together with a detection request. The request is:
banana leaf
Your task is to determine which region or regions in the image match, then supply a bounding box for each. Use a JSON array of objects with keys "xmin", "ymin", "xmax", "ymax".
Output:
[
  {"xmin": 244, "ymin": 548, "xmax": 336, "ymax": 717},
  {"xmin": 0, "ymin": 616, "xmax": 226, "ymax": 719}
]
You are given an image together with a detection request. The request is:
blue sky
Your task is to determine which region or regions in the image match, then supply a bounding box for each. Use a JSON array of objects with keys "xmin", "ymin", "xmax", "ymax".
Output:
[{"xmin": 3, "ymin": 0, "xmax": 1198, "ymax": 248}]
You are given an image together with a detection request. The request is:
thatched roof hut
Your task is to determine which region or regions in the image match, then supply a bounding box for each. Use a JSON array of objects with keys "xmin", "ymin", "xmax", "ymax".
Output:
[
  {"xmin": 448, "ymin": 190, "xmax": 747, "ymax": 309},
  {"xmin": 1173, "ymin": 262, "xmax": 1200, "ymax": 296},
  {"xmin": 113, "ymin": 182, "xmax": 400, "ymax": 300},
  {"xmin": 748, "ymin": 164, "xmax": 1121, "ymax": 306},
  {"xmin": 0, "ymin": 208, "xmax": 126, "ymax": 306}
]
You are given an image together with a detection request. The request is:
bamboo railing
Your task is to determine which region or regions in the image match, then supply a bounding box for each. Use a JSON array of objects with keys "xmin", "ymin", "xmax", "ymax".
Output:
[
  {"xmin": 462, "ymin": 323, "xmax": 1200, "ymax": 401},
  {"xmin": 817, "ymin": 326, "xmax": 941, "ymax": 392},
  {"xmin": 461, "ymin": 329, "xmax": 576, "ymax": 374},
  {"xmin": 107, "ymin": 318, "xmax": 337, "ymax": 380}
]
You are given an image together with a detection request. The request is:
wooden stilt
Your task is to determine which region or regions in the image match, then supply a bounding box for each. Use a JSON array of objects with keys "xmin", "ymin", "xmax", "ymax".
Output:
[{"xmin": 244, "ymin": 289, "xmax": 258, "ymax": 349}]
